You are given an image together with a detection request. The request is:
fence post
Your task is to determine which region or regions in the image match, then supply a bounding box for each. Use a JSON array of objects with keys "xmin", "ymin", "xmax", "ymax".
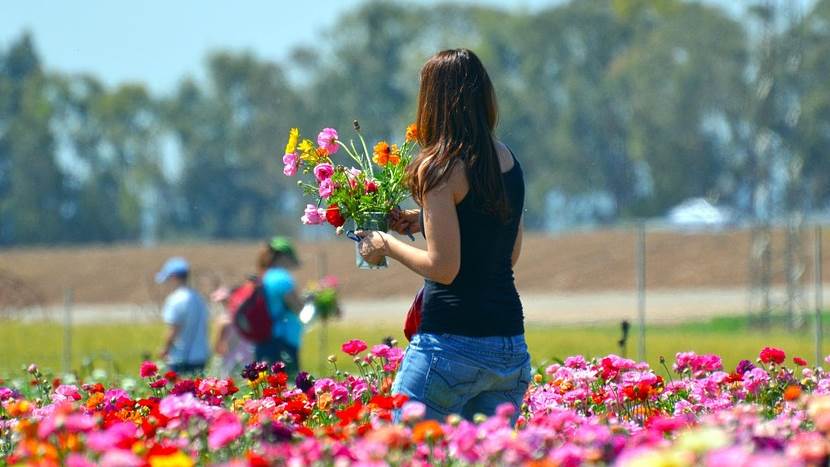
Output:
[
  {"xmin": 637, "ymin": 222, "xmax": 647, "ymax": 362},
  {"xmin": 816, "ymin": 225, "xmax": 824, "ymax": 366},
  {"xmin": 63, "ymin": 287, "xmax": 73, "ymax": 374}
]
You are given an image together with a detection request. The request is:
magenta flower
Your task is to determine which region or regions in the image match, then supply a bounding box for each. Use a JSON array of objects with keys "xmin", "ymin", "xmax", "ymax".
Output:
[
  {"xmin": 317, "ymin": 128, "xmax": 339, "ymax": 154},
  {"xmin": 301, "ymin": 204, "xmax": 326, "ymax": 225},
  {"xmin": 283, "ymin": 153, "xmax": 299, "ymax": 177},
  {"xmin": 208, "ymin": 411, "xmax": 243, "ymax": 450},
  {"xmin": 313, "ymin": 162, "xmax": 334, "ymax": 182},
  {"xmin": 139, "ymin": 360, "xmax": 158, "ymax": 378},
  {"xmin": 318, "ymin": 178, "xmax": 335, "ymax": 199},
  {"xmin": 341, "ymin": 339, "xmax": 368, "ymax": 356}
]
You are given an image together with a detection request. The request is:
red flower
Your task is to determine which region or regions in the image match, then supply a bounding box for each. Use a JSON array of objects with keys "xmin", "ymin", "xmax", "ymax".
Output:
[
  {"xmin": 336, "ymin": 401, "xmax": 364, "ymax": 426},
  {"xmin": 794, "ymin": 357, "xmax": 808, "ymax": 366},
  {"xmin": 364, "ymin": 179, "xmax": 378, "ymax": 193},
  {"xmin": 268, "ymin": 372, "xmax": 288, "ymax": 388},
  {"xmin": 341, "ymin": 339, "xmax": 368, "ymax": 356},
  {"xmin": 150, "ymin": 378, "xmax": 168, "ymax": 389},
  {"xmin": 164, "ymin": 370, "xmax": 178, "ymax": 382},
  {"xmin": 759, "ymin": 347, "xmax": 786, "ymax": 365},
  {"xmin": 140, "ymin": 361, "xmax": 158, "ymax": 378},
  {"xmin": 325, "ymin": 204, "xmax": 346, "ymax": 227}
]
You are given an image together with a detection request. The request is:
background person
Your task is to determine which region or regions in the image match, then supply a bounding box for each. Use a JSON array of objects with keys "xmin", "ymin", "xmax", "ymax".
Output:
[
  {"xmin": 256, "ymin": 236, "xmax": 304, "ymax": 376},
  {"xmin": 210, "ymin": 286, "xmax": 254, "ymax": 378},
  {"xmin": 357, "ymin": 49, "xmax": 530, "ymax": 423},
  {"xmin": 156, "ymin": 257, "xmax": 211, "ymax": 374}
]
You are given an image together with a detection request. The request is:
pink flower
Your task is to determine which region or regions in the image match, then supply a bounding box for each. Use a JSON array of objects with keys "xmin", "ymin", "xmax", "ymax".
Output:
[
  {"xmin": 371, "ymin": 344, "xmax": 391, "ymax": 358},
  {"xmin": 341, "ymin": 339, "xmax": 368, "ymax": 356},
  {"xmin": 401, "ymin": 401, "xmax": 426, "ymax": 423},
  {"xmin": 99, "ymin": 450, "xmax": 143, "ymax": 467},
  {"xmin": 319, "ymin": 178, "xmax": 335, "ymax": 199},
  {"xmin": 317, "ymin": 128, "xmax": 339, "ymax": 154},
  {"xmin": 301, "ymin": 204, "xmax": 326, "ymax": 225},
  {"xmin": 283, "ymin": 153, "xmax": 299, "ymax": 176},
  {"xmin": 208, "ymin": 411, "xmax": 243, "ymax": 450},
  {"xmin": 66, "ymin": 454, "xmax": 95, "ymax": 467},
  {"xmin": 140, "ymin": 360, "xmax": 158, "ymax": 378},
  {"xmin": 87, "ymin": 422, "xmax": 137, "ymax": 452},
  {"xmin": 313, "ymin": 163, "xmax": 334, "ymax": 182}
]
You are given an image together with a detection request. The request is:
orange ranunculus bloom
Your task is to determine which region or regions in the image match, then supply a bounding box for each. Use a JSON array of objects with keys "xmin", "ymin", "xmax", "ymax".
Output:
[
  {"xmin": 784, "ymin": 385, "xmax": 802, "ymax": 401},
  {"xmin": 412, "ymin": 420, "xmax": 444, "ymax": 443},
  {"xmin": 373, "ymin": 141, "xmax": 392, "ymax": 166},
  {"xmin": 405, "ymin": 123, "xmax": 418, "ymax": 143}
]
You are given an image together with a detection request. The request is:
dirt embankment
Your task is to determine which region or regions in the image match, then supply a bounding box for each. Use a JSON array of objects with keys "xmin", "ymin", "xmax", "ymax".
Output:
[{"xmin": 1, "ymin": 227, "xmax": 828, "ymax": 307}]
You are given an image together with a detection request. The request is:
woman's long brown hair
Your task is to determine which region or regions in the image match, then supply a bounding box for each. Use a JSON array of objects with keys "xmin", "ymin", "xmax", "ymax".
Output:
[{"xmin": 406, "ymin": 48, "xmax": 509, "ymax": 221}]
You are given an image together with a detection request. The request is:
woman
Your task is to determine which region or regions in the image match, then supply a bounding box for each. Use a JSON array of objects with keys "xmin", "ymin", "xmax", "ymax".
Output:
[
  {"xmin": 357, "ymin": 49, "xmax": 529, "ymax": 422},
  {"xmin": 256, "ymin": 236, "xmax": 304, "ymax": 377}
]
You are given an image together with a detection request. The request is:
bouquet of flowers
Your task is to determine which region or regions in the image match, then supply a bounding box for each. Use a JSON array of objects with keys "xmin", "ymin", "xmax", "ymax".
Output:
[
  {"xmin": 299, "ymin": 275, "xmax": 341, "ymax": 325},
  {"xmin": 282, "ymin": 121, "xmax": 418, "ymax": 268},
  {"xmin": 282, "ymin": 121, "xmax": 417, "ymax": 230}
]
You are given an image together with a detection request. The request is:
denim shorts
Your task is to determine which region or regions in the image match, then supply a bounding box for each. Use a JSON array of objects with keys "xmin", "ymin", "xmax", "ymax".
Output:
[{"xmin": 392, "ymin": 333, "xmax": 531, "ymax": 423}]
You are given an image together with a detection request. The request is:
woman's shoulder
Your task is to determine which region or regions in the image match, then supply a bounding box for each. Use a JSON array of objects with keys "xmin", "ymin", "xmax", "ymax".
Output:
[{"xmin": 493, "ymin": 139, "xmax": 516, "ymax": 173}]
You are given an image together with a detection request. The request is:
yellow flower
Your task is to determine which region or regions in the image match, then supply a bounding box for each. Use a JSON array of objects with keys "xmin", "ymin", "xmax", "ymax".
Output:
[
  {"xmin": 285, "ymin": 128, "xmax": 299, "ymax": 154},
  {"xmin": 149, "ymin": 451, "xmax": 194, "ymax": 467},
  {"xmin": 299, "ymin": 139, "xmax": 317, "ymax": 161}
]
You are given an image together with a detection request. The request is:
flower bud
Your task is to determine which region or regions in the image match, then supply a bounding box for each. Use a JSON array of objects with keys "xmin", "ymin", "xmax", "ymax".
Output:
[
  {"xmin": 353, "ymin": 120, "xmax": 361, "ymax": 131},
  {"xmin": 447, "ymin": 414, "xmax": 462, "ymax": 427},
  {"xmin": 473, "ymin": 413, "xmax": 487, "ymax": 424},
  {"xmin": 327, "ymin": 355, "xmax": 337, "ymax": 363}
]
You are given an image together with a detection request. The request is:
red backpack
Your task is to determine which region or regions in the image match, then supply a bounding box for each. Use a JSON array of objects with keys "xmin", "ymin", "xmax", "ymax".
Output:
[{"xmin": 229, "ymin": 280, "xmax": 273, "ymax": 343}]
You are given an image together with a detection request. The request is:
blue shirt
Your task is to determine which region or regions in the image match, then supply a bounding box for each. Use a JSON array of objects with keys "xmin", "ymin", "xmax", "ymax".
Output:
[
  {"xmin": 162, "ymin": 287, "xmax": 210, "ymax": 365},
  {"xmin": 262, "ymin": 268, "xmax": 303, "ymax": 348}
]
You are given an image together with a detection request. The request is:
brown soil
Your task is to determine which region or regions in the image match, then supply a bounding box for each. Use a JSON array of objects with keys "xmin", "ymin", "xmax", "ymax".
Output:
[{"xmin": 1, "ymin": 227, "xmax": 828, "ymax": 307}]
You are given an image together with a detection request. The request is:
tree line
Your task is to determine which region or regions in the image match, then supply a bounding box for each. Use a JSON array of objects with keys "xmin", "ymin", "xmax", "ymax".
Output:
[{"xmin": 1, "ymin": 0, "xmax": 828, "ymax": 246}]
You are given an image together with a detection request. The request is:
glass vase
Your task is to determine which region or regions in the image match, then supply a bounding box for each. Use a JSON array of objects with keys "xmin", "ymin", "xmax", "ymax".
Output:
[{"xmin": 353, "ymin": 212, "xmax": 389, "ymax": 270}]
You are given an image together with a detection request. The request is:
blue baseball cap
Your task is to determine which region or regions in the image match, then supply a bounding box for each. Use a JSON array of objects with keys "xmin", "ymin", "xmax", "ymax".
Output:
[{"xmin": 155, "ymin": 257, "xmax": 190, "ymax": 284}]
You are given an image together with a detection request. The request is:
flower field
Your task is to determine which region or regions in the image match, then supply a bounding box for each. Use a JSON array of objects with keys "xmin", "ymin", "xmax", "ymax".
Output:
[{"xmin": 3, "ymin": 341, "xmax": 830, "ymax": 466}]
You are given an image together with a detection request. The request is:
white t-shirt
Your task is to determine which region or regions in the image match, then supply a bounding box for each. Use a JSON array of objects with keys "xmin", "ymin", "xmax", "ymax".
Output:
[{"xmin": 162, "ymin": 287, "xmax": 210, "ymax": 365}]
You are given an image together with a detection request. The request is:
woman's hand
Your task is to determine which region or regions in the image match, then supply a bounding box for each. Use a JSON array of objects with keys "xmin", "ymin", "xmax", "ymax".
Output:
[
  {"xmin": 389, "ymin": 208, "xmax": 421, "ymax": 235},
  {"xmin": 355, "ymin": 230, "xmax": 390, "ymax": 265}
]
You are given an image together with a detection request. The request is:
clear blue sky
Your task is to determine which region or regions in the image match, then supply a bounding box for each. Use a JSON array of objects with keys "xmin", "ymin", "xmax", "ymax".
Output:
[{"xmin": 0, "ymin": 0, "xmax": 812, "ymax": 94}]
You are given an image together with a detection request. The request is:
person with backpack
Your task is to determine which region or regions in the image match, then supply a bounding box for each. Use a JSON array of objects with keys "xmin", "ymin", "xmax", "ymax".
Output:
[
  {"xmin": 155, "ymin": 257, "xmax": 211, "ymax": 374},
  {"xmin": 210, "ymin": 286, "xmax": 254, "ymax": 378},
  {"xmin": 255, "ymin": 236, "xmax": 303, "ymax": 376}
]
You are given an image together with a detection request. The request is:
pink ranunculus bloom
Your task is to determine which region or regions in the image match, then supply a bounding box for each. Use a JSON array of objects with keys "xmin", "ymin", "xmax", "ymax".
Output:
[
  {"xmin": 341, "ymin": 339, "xmax": 368, "ymax": 356},
  {"xmin": 301, "ymin": 204, "xmax": 326, "ymax": 225},
  {"xmin": 99, "ymin": 450, "xmax": 143, "ymax": 467},
  {"xmin": 313, "ymin": 163, "xmax": 335, "ymax": 182},
  {"xmin": 401, "ymin": 401, "xmax": 426, "ymax": 423},
  {"xmin": 66, "ymin": 453, "xmax": 95, "ymax": 467},
  {"xmin": 283, "ymin": 153, "xmax": 299, "ymax": 176},
  {"xmin": 209, "ymin": 411, "xmax": 244, "ymax": 450},
  {"xmin": 371, "ymin": 344, "xmax": 390, "ymax": 358},
  {"xmin": 87, "ymin": 422, "xmax": 137, "ymax": 453},
  {"xmin": 140, "ymin": 360, "xmax": 158, "ymax": 378},
  {"xmin": 317, "ymin": 128, "xmax": 339, "ymax": 154},
  {"xmin": 318, "ymin": 178, "xmax": 335, "ymax": 199}
]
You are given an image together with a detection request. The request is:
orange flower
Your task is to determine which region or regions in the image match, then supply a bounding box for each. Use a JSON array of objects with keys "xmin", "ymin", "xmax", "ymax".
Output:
[
  {"xmin": 784, "ymin": 385, "xmax": 802, "ymax": 401},
  {"xmin": 412, "ymin": 420, "xmax": 444, "ymax": 443},
  {"xmin": 405, "ymin": 123, "xmax": 418, "ymax": 143},
  {"xmin": 373, "ymin": 141, "xmax": 391, "ymax": 166},
  {"xmin": 86, "ymin": 392, "xmax": 104, "ymax": 409}
]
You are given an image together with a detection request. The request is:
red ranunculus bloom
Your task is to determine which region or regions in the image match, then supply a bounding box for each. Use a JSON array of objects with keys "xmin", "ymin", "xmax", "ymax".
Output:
[
  {"xmin": 759, "ymin": 347, "xmax": 786, "ymax": 365},
  {"xmin": 326, "ymin": 204, "xmax": 346, "ymax": 227},
  {"xmin": 140, "ymin": 361, "xmax": 158, "ymax": 378},
  {"xmin": 794, "ymin": 357, "xmax": 808, "ymax": 366}
]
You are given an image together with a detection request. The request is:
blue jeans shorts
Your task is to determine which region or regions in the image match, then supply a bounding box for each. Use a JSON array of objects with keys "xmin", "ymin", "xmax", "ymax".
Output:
[{"xmin": 392, "ymin": 333, "xmax": 531, "ymax": 423}]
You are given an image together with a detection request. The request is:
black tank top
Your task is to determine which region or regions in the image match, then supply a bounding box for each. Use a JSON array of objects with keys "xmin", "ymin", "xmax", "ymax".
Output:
[{"xmin": 418, "ymin": 149, "xmax": 525, "ymax": 337}]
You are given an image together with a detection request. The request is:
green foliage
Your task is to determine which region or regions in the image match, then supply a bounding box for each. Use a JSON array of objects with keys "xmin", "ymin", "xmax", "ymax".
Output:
[{"xmin": 1, "ymin": 0, "xmax": 829, "ymax": 245}]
